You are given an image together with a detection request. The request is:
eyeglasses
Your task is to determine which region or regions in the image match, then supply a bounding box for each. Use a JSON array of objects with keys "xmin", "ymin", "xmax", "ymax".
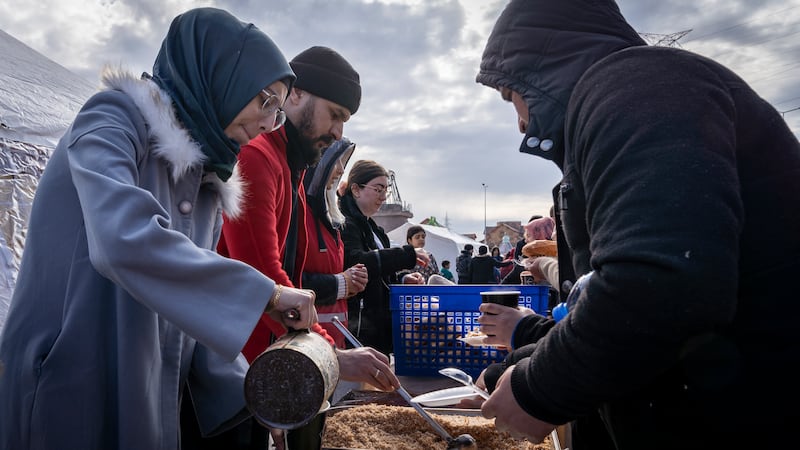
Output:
[
  {"xmin": 359, "ymin": 183, "xmax": 387, "ymax": 196},
  {"xmin": 261, "ymin": 89, "xmax": 286, "ymax": 132}
]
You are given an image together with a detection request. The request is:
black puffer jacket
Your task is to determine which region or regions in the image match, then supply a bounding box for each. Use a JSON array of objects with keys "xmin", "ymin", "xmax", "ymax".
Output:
[
  {"xmin": 477, "ymin": 0, "xmax": 800, "ymax": 448},
  {"xmin": 339, "ymin": 194, "xmax": 416, "ymax": 355}
]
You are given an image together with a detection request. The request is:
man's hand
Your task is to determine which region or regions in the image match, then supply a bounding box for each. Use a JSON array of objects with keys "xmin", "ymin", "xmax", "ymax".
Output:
[
  {"xmin": 481, "ymin": 365, "xmax": 557, "ymax": 443},
  {"xmin": 335, "ymin": 347, "xmax": 400, "ymax": 391},
  {"xmin": 477, "ymin": 304, "xmax": 535, "ymax": 348},
  {"xmin": 267, "ymin": 286, "xmax": 318, "ymax": 331}
]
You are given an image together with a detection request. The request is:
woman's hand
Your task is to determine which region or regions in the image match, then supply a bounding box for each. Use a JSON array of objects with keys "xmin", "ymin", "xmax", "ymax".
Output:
[
  {"xmin": 343, "ymin": 263, "xmax": 368, "ymax": 296},
  {"xmin": 266, "ymin": 286, "xmax": 319, "ymax": 331},
  {"xmin": 335, "ymin": 347, "xmax": 400, "ymax": 391}
]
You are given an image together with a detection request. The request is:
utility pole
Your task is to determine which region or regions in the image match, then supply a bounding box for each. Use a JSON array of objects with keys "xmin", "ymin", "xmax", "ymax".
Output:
[{"xmin": 481, "ymin": 183, "xmax": 487, "ymax": 233}]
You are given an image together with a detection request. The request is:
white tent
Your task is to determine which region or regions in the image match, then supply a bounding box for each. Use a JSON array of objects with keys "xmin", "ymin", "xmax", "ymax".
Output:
[
  {"xmin": 387, "ymin": 222, "xmax": 483, "ymax": 283},
  {"xmin": 0, "ymin": 29, "xmax": 97, "ymax": 334}
]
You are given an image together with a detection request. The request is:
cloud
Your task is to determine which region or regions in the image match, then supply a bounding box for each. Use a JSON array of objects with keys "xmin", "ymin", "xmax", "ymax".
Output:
[{"xmin": 1, "ymin": 0, "xmax": 798, "ymax": 235}]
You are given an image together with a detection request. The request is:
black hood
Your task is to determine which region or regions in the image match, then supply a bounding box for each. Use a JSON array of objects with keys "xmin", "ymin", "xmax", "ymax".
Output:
[{"xmin": 476, "ymin": 0, "xmax": 645, "ymax": 170}]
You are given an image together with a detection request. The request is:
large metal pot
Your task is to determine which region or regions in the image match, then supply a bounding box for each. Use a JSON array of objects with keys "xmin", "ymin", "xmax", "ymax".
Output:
[{"xmin": 244, "ymin": 330, "xmax": 339, "ymax": 430}]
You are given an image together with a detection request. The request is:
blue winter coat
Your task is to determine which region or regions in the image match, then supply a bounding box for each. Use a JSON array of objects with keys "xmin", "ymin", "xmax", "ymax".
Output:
[{"xmin": 0, "ymin": 70, "xmax": 274, "ymax": 450}]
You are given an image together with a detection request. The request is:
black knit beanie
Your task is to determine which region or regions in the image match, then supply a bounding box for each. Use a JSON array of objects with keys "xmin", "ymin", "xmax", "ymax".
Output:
[{"xmin": 290, "ymin": 46, "xmax": 361, "ymax": 114}]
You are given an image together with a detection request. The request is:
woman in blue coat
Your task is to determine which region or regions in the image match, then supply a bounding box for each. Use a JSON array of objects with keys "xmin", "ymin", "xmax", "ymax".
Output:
[{"xmin": 0, "ymin": 8, "xmax": 319, "ymax": 450}]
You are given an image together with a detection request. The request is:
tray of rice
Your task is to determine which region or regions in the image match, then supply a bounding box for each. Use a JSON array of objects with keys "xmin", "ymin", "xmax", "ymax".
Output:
[{"xmin": 320, "ymin": 404, "xmax": 554, "ymax": 450}]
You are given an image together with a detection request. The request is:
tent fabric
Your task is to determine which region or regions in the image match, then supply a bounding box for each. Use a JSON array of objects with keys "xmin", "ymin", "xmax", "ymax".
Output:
[
  {"xmin": 0, "ymin": 29, "xmax": 97, "ymax": 335},
  {"xmin": 387, "ymin": 222, "xmax": 483, "ymax": 284}
]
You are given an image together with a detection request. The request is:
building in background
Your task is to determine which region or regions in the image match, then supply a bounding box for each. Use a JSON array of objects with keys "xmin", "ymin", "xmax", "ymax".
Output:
[{"xmin": 371, "ymin": 169, "xmax": 412, "ymax": 233}]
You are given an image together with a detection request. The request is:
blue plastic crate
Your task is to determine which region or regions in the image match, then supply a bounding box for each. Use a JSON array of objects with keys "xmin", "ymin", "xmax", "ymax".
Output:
[{"xmin": 390, "ymin": 284, "xmax": 549, "ymax": 379}]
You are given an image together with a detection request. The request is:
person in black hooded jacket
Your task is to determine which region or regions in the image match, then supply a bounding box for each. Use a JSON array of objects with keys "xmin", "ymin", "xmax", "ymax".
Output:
[{"xmin": 475, "ymin": 0, "xmax": 800, "ymax": 449}]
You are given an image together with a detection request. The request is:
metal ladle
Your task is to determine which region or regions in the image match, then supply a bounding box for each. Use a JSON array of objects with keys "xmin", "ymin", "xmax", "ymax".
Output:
[
  {"xmin": 438, "ymin": 367, "xmax": 562, "ymax": 450},
  {"xmin": 332, "ymin": 317, "xmax": 477, "ymax": 450}
]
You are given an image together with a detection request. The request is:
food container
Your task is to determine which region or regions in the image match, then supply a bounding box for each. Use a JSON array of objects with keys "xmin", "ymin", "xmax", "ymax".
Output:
[
  {"xmin": 321, "ymin": 404, "xmax": 555, "ymax": 450},
  {"xmin": 244, "ymin": 330, "xmax": 339, "ymax": 430},
  {"xmin": 390, "ymin": 284, "xmax": 548, "ymax": 378}
]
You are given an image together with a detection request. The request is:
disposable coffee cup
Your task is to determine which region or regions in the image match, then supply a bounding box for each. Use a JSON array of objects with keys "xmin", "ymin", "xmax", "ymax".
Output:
[
  {"xmin": 520, "ymin": 271, "xmax": 534, "ymax": 285},
  {"xmin": 480, "ymin": 290, "xmax": 521, "ymax": 308}
]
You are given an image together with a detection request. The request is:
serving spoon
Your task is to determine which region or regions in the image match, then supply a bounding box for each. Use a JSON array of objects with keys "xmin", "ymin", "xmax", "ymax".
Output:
[{"xmin": 438, "ymin": 368, "xmax": 490, "ymax": 400}]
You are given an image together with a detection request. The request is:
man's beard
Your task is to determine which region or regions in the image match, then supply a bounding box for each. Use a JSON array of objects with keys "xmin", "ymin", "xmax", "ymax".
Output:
[{"xmin": 294, "ymin": 100, "xmax": 336, "ymax": 167}]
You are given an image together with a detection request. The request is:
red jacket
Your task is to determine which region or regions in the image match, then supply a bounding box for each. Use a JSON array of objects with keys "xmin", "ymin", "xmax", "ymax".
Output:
[{"xmin": 218, "ymin": 130, "xmax": 330, "ymax": 362}]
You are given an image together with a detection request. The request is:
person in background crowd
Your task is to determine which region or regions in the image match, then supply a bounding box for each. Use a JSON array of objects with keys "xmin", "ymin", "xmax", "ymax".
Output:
[
  {"xmin": 469, "ymin": 245, "xmax": 513, "ymax": 284},
  {"xmin": 440, "ymin": 260, "xmax": 455, "ymax": 282},
  {"xmin": 501, "ymin": 216, "xmax": 555, "ymax": 285},
  {"xmin": 340, "ymin": 160, "xmax": 429, "ymax": 355},
  {"xmin": 476, "ymin": 0, "xmax": 800, "ymax": 448},
  {"xmin": 0, "ymin": 8, "xmax": 319, "ymax": 449},
  {"xmin": 490, "ymin": 246, "xmax": 503, "ymax": 282},
  {"xmin": 398, "ymin": 225, "xmax": 453, "ymax": 285},
  {"xmin": 208, "ymin": 47, "xmax": 397, "ymax": 450},
  {"xmin": 455, "ymin": 243, "xmax": 474, "ymax": 284},
  {"xmin": 498, "ymin": 234, "xmax": 514, "ymax": 257},
  {"xmin": 513, "ymin": 214, "xmax": 542, "ymax": 263},
  {"xmin": 497, "ymin": 249, "xmax": 516, "ymax": 281}
]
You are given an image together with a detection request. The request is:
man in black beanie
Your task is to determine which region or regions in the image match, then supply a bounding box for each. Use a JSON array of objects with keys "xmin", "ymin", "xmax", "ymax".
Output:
[{"xmin": 215, "ymin": 46, "xmax": 386, "ymax": 450}]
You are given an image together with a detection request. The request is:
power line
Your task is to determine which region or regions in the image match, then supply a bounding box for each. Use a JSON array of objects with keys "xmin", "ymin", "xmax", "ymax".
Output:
[
  {"xmin": 683, "ymin": 5, "xmax": 800, "ymax": 43},
  {"xmin": 781, "ymin": 106, "xmax": 800, "ymax": 116}
]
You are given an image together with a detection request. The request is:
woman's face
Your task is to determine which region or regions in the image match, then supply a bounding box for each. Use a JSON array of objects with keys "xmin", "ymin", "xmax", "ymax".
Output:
[
  {"xmin": 408, "ymin": 231, "xmax": 426, "ymax": 249},
  {"xmin": 353, "ymin": 175, "xmax": 388, "ymax": 218},
  {"xmin": 224, "ymin": 80, "xmax": 288, "ymax": 145},
  {"xmin": 327, "ymin": 156, "xmax": 346, "ymax": 190}
]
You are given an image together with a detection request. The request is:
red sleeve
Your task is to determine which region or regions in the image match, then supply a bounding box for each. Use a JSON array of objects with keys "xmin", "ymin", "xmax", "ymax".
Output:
[
  {"xmin": 312, "ymin": 323, "xmax": 336, "ymax": 346},
  {"xmin": 219, "ymin": 134, "xmax": 332, "ymax": 359},
  {"xmin": 219, "ymin": 138, "xmax": 293, "ymax": 287},
  {"xmin": 218, "ymin": 134, "xmax": 295, "ymax": 361}
]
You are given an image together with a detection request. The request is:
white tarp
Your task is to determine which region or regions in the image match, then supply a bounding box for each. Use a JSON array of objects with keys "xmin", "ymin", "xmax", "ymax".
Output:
[
  {"xmin": 0, "ymin": 28, "xmax": 97, "ymax": 334},
  {"xmin": 387, "ymin": 222, "xmax": 483, "ymax": 283}
]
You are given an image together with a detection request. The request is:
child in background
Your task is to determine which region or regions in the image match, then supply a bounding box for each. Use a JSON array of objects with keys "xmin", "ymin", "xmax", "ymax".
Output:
[{"xmin": 440, "ymin": 260, "xmax": 454, "ymax": 282}]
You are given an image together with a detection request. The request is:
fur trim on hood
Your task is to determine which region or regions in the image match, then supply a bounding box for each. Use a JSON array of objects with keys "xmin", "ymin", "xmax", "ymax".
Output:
[{"xmin": 99, "ymin": 67, "xmax": 244, "ymax": 218}]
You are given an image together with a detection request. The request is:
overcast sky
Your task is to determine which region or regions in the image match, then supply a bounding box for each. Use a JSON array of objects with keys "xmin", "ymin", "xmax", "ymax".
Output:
[{"xmin": 1, "ymin": 0, "xmax": 798, "ymax": 237}]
